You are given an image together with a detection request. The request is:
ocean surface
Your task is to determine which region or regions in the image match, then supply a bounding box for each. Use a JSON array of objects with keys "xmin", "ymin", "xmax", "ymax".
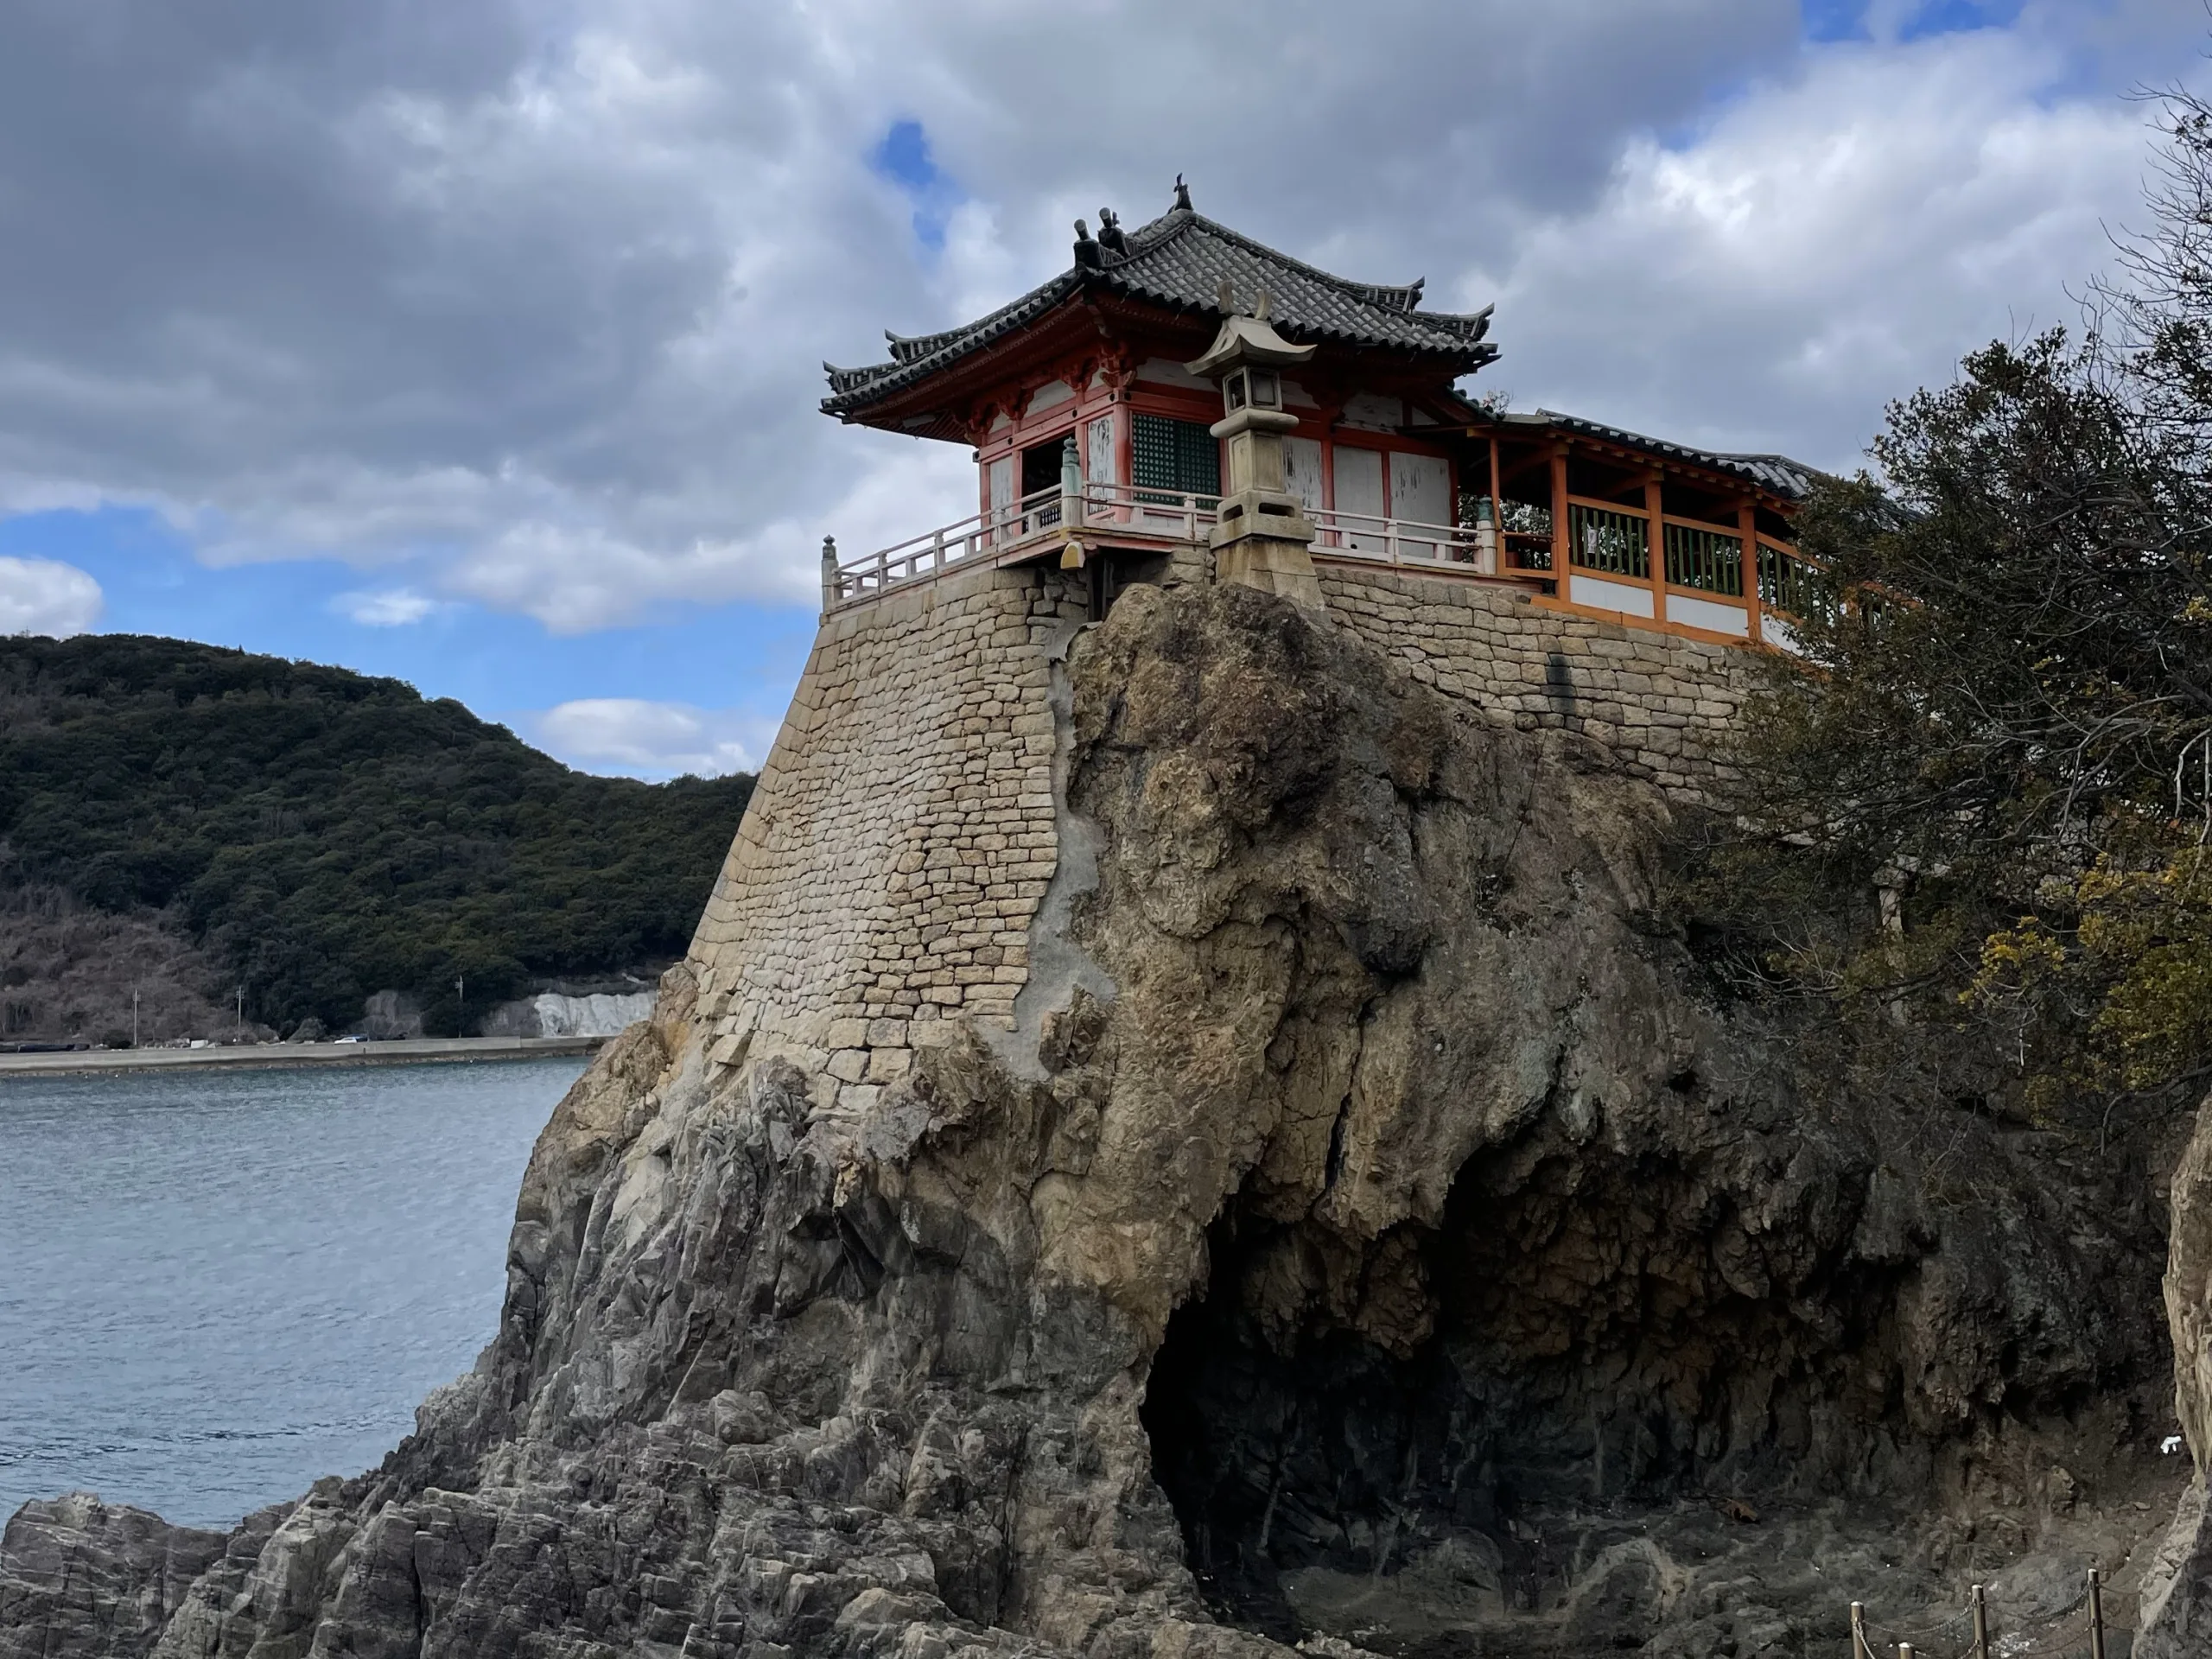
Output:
[{"xmin": 0, "ymin": 1057, "xmax": 585, "ymax": 1530}]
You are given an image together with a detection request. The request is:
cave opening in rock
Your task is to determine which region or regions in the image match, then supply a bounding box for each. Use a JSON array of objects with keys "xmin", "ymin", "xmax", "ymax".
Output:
[{"xmin": 1139, "ymin": 1140, "xmax": 1906, "ymax": 1647}]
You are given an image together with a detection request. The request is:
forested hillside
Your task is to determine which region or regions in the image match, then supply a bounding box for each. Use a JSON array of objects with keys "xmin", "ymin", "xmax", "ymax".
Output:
[{"xmin": 0, "ymin": 633, "xmax": 753, "ymax": 1039}]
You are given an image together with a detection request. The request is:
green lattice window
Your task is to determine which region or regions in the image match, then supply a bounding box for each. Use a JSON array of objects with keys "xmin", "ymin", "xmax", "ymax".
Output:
[{"xmin": 1132, "ymin": 414, "xmax": 1219, "ymax": 504}]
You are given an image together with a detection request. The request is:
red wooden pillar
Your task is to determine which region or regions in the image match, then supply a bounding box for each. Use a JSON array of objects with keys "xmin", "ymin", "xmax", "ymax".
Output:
[
  {"xmin": 1644, "ymin": 475, "xmax": 1667, "ymax": 621},
  {"xmin": 1549, "ymin": 448, "xmax": 1569, "ymax": 582},
  {"xmin": 1488, "ymin": 437, "xmax": 1504, "ymax": 571},
  {"xmin": 1739, "ymin": 501, "xmax": 1764, "ymax": 645}
]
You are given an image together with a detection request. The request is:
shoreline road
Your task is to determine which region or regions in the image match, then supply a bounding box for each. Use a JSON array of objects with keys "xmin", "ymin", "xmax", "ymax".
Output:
[{"xmin": 0, "ymin": 1034, "xmax": 609, "ymax": 1078}]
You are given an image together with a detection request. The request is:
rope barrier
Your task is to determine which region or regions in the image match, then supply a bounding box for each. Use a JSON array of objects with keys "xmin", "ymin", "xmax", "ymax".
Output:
[
  {"xmin": 1864, "ymin": 1603, "xmax": 1976, "ymax": 1642},
  {"xmin": 1845, "ymin": 1572, "xmax": 2130, "ymax": 1659}
]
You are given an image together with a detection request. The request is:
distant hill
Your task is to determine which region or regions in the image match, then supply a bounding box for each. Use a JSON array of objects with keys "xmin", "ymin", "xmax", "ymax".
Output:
[{"xmin": 0, "ymin": 634, "xmax": 754, "ymax": 1040}]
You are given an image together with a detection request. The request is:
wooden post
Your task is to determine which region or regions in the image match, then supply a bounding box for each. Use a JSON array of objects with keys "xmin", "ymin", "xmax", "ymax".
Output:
[
  {"xmin": 1549, "ymin": 448, "xmax": 1569, "ymax": 582},
  {"xmin": 1898, "ymin": 1644, "xmax": 1913, "ymax": 1659},
  {"xmin": 1643, "ymin": 474, "xmax": 1666, "ymax": 622},
  {"xmin": 1850, "ymin": 1601, "xmax": 1870, "ymax": 1659},
  {"xmin": 1488, "ymin": 435, "xmax": 1505, "ymax": 569},
  {"xmin": 2088, "ymin": 1567, "xmax": 2106, "ymax": 1659},
  {"xmin": 1971, "ymin": 1582, "xmax": 1988, "ymax": 1659},
  {"xmin": 1116, "ymin": 391, "xmax": 1134, "ymax": 521},
  {"xmin": 1739, "ymin": 500, "xmax": 1763, "ymax": 645}
]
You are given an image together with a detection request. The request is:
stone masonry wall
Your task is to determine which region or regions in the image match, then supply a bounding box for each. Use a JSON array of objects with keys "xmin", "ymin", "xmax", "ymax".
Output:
[
  {"xmin": 1316, "ymin": 563, "xmax": 1763, "ymax": 805},
  {"xmin": 687, "ymin": 561, "xmax": 1089, "ymax": 1115},
  {"xmin": 686, "ymin": 554, "xmax": 1759, "ymax": 1117}
]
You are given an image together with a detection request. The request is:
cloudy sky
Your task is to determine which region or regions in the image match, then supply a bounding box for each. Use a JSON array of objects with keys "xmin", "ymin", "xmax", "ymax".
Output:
[{"xmin": 0, "ymin": 0, "xmax": 2201, "ymax": 776}]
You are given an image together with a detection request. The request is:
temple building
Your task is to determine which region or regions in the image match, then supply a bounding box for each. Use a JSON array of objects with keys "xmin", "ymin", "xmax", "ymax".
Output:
[{"xmin": 822, "ymin": 181, "xmax": 1819, "ymax": 647}]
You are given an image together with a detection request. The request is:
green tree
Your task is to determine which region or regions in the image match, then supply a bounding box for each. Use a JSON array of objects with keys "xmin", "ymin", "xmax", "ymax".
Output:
[
  {"xmin": 0, "ymin": 633, "xmax": 754, "ymax": 1032},
  {"xmin": 1718, "ymin": 88, "xmax": 2212, "ymax": 1103}
]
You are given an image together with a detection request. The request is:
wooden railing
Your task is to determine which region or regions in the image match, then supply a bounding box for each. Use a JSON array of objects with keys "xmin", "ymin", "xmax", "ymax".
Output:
[
  {"xmin": 1307, "ymin": 505, "xmax": 1489, "ymax": 568},
  {"xmin": 1757, "ymin": 537, "xmax": 1825, "ymax": 623},
  {"xmin": 828, "ymin": 480, "xmax": 1220, "ymax": 604},
  {"xmin": 829, "ymin": 484, "xmax": 1554, "ymax": 607},
  {"xmin": 1568, "ymin": 501, "xmax": 1649, "ymax": 580},
  {"xmin": 831, "ymin": 480, "xmax": 1819, "ymax": 619},
  {"xmin": 1485, "ymin": 493, "xmax": 1821, "ymax": 645},
  {"xmin": 1503, "ymin": 530, "xmax": 1552, "ymax": 572},
  {"xmin": 1664, "ymin": 518, "xmax": 1744, "ymax": 596}
]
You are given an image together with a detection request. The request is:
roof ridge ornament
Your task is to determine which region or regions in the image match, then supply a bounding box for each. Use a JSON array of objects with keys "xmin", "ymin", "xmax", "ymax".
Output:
[
  {"xmin": 1173, "ymin": 173, "xmax": 1192, "ymax": 212},
  {"xmin": 1072, "ymin": 218, "xmax": 1103, "ymax": 270},
  {"xmin": 1215, "ymin": 278, "xmax": 1237, "ymax": 315},
  {"xmin": 1097, "ymin": 207, "xmax": 1128, "ymax": 258}
]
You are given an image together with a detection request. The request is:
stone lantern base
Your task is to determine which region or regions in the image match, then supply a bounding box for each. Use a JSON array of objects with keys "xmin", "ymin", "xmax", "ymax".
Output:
[{"xmin": 1210, "ymin": 495, "xmax": 1325, "ymax": 609}]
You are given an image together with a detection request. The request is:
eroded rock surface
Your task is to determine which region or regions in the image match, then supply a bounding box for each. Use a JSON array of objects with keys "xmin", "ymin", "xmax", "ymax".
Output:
[
  {"xmin": 2139, "ymin": 1099, "xmax": 2212, "ymax": 1656},
  {"xmin": 0, "ymin": 583, "xmax": 2189, "ymax": 1657}
]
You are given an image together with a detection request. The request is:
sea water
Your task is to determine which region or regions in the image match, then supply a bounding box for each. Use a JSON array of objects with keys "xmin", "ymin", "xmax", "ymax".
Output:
[{"xmin": 0, "ymin": 1057, "xmax": 583, "ymax": 1530}]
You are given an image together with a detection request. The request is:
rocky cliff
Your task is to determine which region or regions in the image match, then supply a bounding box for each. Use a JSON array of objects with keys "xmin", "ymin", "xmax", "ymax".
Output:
[
  {"xmin": 2139, "ymin": 1102, "xmax": 2212, "ymax": 1655},
  {"xmin": 0, "ymin": 581, "xmax": 2192, "ymax": 1658}
]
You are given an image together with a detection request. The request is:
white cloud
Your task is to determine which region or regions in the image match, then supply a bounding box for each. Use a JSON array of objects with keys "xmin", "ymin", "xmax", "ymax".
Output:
[
  {"xmin": 331, "ymin": 586, "xmax": 439, "ymax": 626},
  {"xmin": 532, "ymin": 697, "xmax": 778, "ymax": 778},
  {"xmin": 1485, "ymin": 16, "xmax": 2160, "ymax": 470},
  {"xmin": 0, "ymin": 556, "xmax": 103, "ymax": 637},
  {"xmin": 0, "ymin": 0, "xmax": 2201, "ymax": 632}
]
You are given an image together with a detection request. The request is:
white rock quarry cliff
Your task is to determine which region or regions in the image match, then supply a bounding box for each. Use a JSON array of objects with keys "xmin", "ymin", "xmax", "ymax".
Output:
[{"xmin": 0, "ymin": 569, "xmax": 2199, "ymax": 1658}]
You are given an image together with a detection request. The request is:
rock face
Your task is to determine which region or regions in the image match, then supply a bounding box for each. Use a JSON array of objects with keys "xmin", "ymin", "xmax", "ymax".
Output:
[
  {"xmin": 0, "ymin": 582, "xmax": 2187, "ymax": 1657},
  {"xmin": 0, "ymin": 1495, "xmax": 230, "ymax": 1659},
  {"xmin": 2139, "ymin": 1101, "xmax": 2212, "ymax": 1656},
  {"xmin": 480, "ymin": 990, "xmax": 659, "ymax": 1040}
]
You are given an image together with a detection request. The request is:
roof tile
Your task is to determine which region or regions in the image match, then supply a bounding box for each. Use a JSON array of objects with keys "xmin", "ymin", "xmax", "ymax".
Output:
[{"xmin": 823, "ymin": 207, "xmax": 1498, "ymax": 416}]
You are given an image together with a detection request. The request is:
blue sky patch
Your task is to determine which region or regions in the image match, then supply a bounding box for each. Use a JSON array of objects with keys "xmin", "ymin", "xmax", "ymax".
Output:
[
  {"xmin": 1898, "ymin": 0, "xmax": 2023, "ymax": 43},
  {"xmin": 870, "ymin": 118, "xmax": 961, "ymax": 253},
  {"xmin": 1802, "ymin": 0, "xmax": 1870, "ymax": 42},
  {"xmin": 1802, "ymin": 0, "xmax": 2024, "ymax": 44}
]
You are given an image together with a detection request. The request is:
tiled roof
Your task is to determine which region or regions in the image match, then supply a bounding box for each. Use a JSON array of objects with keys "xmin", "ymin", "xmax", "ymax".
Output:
[
  {"xmin": 823, "ymin": 207, "xmax": 1500, "ymax": 416},
  {"xmin": 1496, "ymin": 410, "xmax": 1822, "ymax": 501}
]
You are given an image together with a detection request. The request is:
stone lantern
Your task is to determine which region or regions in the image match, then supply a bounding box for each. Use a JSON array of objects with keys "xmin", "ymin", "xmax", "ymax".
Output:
[{"xmin": 1185, "ymin": 288, "xmax": 1325, "ymax": 609}]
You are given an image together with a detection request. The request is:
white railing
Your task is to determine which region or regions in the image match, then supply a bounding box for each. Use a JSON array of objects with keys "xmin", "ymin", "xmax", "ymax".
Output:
[
  {"xmin": 826, "ymin": 480, "xmax": 1221, "ymax": 605},
  {"xmin": 824, "ymin": 488, "xmax": 1516, "ymax": 607},
  {"xmin": 1308, "ymin": 506, "xmax": 1493, "ymax": 570}
]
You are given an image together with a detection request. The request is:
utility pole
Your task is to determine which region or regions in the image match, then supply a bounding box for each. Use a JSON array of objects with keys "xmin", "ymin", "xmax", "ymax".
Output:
[
  {"xmin": 454, "ymin": 974, "xmax": 465, "ymax": 1038},
  {"xmin": 131, "ymin": 988, "xmax": 140, "ymax": 1050},
  {"xmin": 236, "ymin": 984, "xmax": 245, "ymax": 1038}
]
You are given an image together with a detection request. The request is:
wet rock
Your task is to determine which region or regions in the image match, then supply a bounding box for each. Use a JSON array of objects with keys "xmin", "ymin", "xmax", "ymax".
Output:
[{"xmin": 0, "ymin": 1494, "xmax": 232, "ymax": 1659}]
